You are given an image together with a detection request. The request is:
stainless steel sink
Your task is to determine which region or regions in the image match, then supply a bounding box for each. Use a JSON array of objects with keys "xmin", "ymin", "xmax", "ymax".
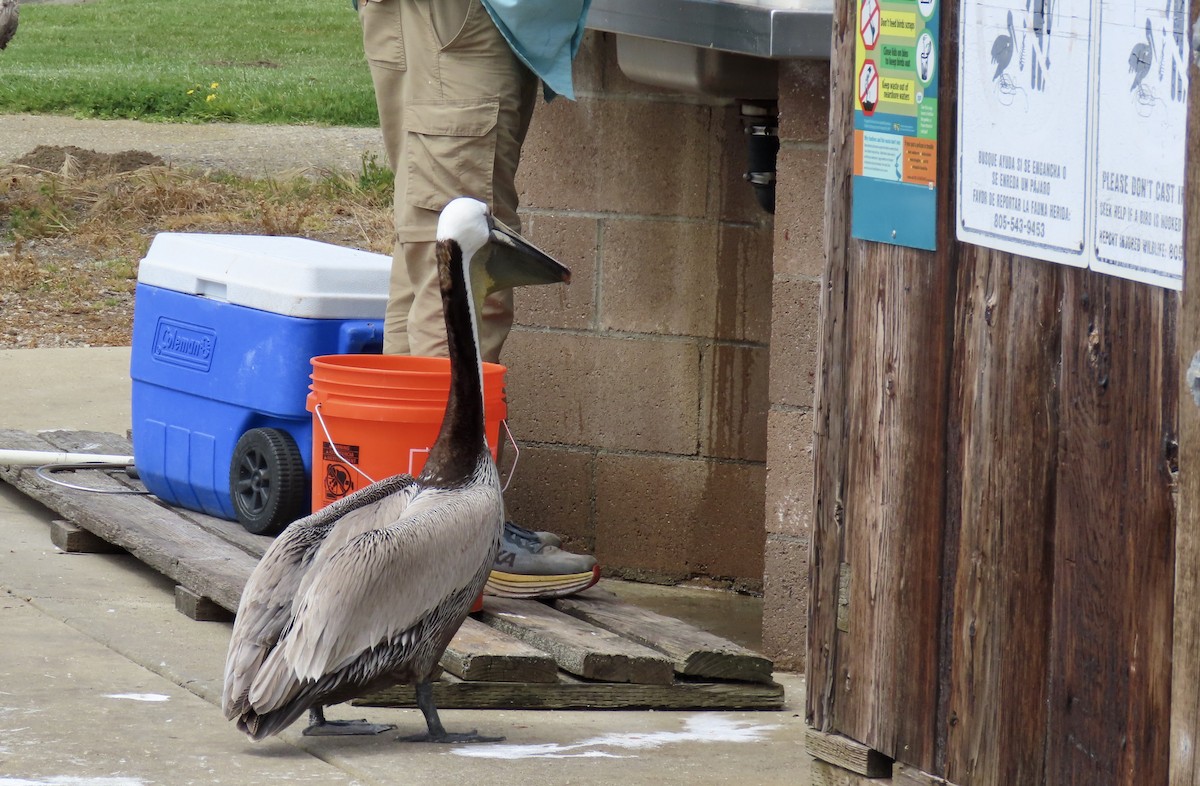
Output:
[
  {"xmin": 614, "ymin": 36, "xmax": 780, "ymax": 99},
  {"xmin": 586, "ymin": 0, "xmax": 832, "ymax": 97}
]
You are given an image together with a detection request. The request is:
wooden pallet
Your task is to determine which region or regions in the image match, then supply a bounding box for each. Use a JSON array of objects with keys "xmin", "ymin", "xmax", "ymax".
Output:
[{"xmin": 0, "ymin": 428, "xmax": 784, "ymax": 710}]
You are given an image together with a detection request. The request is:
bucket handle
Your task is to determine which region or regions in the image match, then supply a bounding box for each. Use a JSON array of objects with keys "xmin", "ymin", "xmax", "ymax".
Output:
[
  {"xmin": 313, "ymin": 402, "xmax": 521, "ymax": 491},
  {"xmin": 500, "ymin": 419, "xmax": 519, "ymax": 493}
]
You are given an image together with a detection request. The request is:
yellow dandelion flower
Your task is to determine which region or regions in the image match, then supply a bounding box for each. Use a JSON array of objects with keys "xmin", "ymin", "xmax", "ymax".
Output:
[
  {"xmin": 187, "ymin": 89, "xmax": 195, "ymax": 95},
  {"xmin": 206, "ymin": 94, "xmax": 216, "ymax": 102},
  {"xmin": 211, "ymin": 82, "xmax": 220, "ymax": 89}
]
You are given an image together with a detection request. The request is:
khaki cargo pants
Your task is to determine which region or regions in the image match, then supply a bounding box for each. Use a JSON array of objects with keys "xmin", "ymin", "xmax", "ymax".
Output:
[{"xmin": 360, "ymin": 0, "xmax": 537, "ymax": 362}]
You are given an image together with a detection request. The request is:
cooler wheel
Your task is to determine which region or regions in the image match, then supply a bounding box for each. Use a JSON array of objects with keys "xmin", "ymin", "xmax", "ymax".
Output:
[{"xmin": 229, "ymin": 428, "xmax": 306, "ymax": 535}]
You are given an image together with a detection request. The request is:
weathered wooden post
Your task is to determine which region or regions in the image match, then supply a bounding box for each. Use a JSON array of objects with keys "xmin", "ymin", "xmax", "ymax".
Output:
[
  {"xmin": 1173, "ymin": 2, "xmax": 1200, "ymax": 783},
  {"xmin": 808, "ymin": 1, "xmax": 1191, "ymax": 784}
]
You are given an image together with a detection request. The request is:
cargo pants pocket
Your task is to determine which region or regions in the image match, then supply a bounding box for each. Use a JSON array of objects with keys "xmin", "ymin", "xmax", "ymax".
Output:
[
  {"xmin": 361, "ymin": 0, "xmax": 406, "ymax": 71},
  {"xmin": 403, "ymin": 99, "xmax": 500, "ymax": 212}
]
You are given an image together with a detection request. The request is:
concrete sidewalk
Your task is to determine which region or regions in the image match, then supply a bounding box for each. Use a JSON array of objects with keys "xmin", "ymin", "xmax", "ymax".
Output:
[{"xmin": 0, "ymin": 347, "xmax": 810, "ymax": 786}]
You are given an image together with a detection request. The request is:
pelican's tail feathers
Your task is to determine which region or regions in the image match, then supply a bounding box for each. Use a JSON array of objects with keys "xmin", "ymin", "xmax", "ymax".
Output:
[
  {"xmin": 222, "ymin": 640, "xmax": 271, "ymax": 720},
  {"xmin": 236, "ymin": 697, "xmax": 314, "ymax": 741}
]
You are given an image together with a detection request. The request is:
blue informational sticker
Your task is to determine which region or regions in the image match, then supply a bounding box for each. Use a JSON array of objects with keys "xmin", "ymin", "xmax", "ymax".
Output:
[{"xmin": 851, "ymin": 0, "xmax": 939, "ymax": 251}]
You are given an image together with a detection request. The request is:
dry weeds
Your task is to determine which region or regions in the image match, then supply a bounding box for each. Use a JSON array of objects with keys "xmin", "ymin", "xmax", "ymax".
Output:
[{"xmin": 0, "ymin": 146, "xmax": 394, "ymax": 348}]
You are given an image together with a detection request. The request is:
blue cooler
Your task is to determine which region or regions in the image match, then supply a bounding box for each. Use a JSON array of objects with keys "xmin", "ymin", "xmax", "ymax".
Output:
[{"xmin": 130, "ymin": 233, "xmax": 391, "ymax": 532}]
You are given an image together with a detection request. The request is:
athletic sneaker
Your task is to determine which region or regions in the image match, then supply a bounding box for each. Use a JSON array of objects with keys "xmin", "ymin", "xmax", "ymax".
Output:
[
  {"xmin": 530, "ymin": 528, "xmax": 561, "ymax": 548},
  {"xmin": 485, "ymin": 521, "xmax": 600, "ymax": 599}
]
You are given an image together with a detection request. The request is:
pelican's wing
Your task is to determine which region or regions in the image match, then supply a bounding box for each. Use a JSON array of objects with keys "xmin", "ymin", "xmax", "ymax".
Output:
[
  {"xmin": 221, "ymin": 473, "xmax": 418, "ymax": 719},
  {"xmin": 991, "ymin": 35, "xmax": 1005, "ymax": 63},
  {"xmin": 246, "ymin": 483, "xmax": 501, "ymax": 713}
]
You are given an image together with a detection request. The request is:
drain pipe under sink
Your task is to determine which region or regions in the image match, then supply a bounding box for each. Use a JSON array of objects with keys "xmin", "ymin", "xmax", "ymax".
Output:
[{"xmin": 741, "ymin": 100, "xmax": 780, "ymax": 215}]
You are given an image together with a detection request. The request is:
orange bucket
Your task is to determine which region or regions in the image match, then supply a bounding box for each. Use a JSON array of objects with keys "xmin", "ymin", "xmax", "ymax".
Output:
[{"xmin": 306, "ymin": 354, "xmax": 506, "ymax": 510}]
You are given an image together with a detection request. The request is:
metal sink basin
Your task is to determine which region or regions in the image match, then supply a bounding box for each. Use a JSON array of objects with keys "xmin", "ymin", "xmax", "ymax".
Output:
[
  {"xmin": 614, "ymin": 36, "xmax": 780, "ymax": 99},
  {"xmin": 586, "ymin": 0, "xmax": 832, "ymax": 97}
]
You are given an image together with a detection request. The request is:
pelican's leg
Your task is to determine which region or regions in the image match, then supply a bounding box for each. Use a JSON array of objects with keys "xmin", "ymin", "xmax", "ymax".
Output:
[
  {"xmin": 302, "ymin": 705, "xmax": 396, "ymax": 736},
  {"xmin": 397, "ymin": 680, "xmax": 504, "ymax": 744}
]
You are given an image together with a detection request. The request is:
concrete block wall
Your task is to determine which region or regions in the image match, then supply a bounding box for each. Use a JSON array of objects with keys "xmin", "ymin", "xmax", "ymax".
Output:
[
  {"xmin": 499, "ymin": 33, "xmax": 831, "ymax": 671},
  {"xmin": 501, "ymin": 32, "xmax": 773, "ymax": 594},
  {"xmin": 762, "ymin": 60, "xmax": 830, "ymax": 671}
]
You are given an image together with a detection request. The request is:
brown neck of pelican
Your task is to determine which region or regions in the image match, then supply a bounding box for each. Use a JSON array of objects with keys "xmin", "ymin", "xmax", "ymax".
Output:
[{"xmin": 420, "ymin": 239, "xmax": 487, "ymax": 486}]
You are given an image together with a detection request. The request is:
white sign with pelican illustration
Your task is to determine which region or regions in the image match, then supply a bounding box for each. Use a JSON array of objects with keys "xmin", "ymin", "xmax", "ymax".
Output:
[
  {"xmin": 956, "ymin": 0, "xmax": 1189, "ymax": 290},
  {"xmin": 1091, "ymin": 0, "xmax": 1188, "ymax": 289},
  {"xmin": 957, "ymin": 0, "xmax": 1091, "ymax": 267}
]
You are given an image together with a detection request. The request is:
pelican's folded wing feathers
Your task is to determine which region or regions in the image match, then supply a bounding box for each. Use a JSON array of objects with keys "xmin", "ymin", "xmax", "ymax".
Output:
[
  {"xmin": 280, "ymin": 485, "xmax": 500, "ymax": 685},
  {"xmin": 221, "ymin": 473, "xmax": 418, "ymax": 719}
]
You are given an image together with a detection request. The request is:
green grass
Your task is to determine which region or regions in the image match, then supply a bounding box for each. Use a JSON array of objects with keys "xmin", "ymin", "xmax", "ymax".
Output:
[{"xmin": 0, "ymin": 0, "xmax": 379, "ymax": 126}]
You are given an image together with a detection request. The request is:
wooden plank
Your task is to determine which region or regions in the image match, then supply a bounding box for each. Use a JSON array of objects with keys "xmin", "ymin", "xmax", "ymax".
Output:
[
  {"xmin": 805, "ymin": 728, "xmax": 892, "ymax": 778},
  {"xmin": 836, "ymin": 236, "xmax": 953, "ymax": 771},
  {"xmin": 357, "ymin": 672, "xmax": 786, "ymax": 711},
  {"xmin": 440, "ymin": 617, "xmax": 558, "ymax": 683},
  {"xmin": 807, "ymin": 0, "xmax": 856, "ymax": 735},
  {"xmin": 171, "ymin": 507, "xmax": 272, "ymax": 559},
  {"xmin": 552, "ymin": 589, "xmax": 773, "ymax": 683},
  {"xmin": 809, "ymin": 759, "xmax": 889, "ymax": 786},
  {"xmin": 14, "ymin": 429, "xmax": 270, "ymax": 549},
  {"xmin": 7, "ymin": 429, "xmax": 274, "ymax": 559},
  {"xmin": 0, "ymin": 429, "xmax": 258, "ymax": 612},
  {"xmin": 827, "ymin": 127, "xmax": 952, "ymax": 772},
  {"xmin": 810, "ymin": 0, "xmax": 954, "ymax": 773},
  {"xmin": 893, "ymin": 763, "xmax": 954, "ymax": 786},
  {"xmin": 478, "ymin": 596, "xmax": 674, "ymax": 685},
  {"xmin": 941, "ymin": 251, "xmax": 1060, "ymax": 785},
  {"xmin": 1173, "ymin": 5, "xmax": 1200, "ymax": 783},
  {"xmin": 1046, "ymin": 272, "xmax": 1175, "ymax": 786},
  {"xmin": 174, "ymin": 585, "xmax": 235, "ymax": 622},
  {"xmin": 50, "ymin": 519, "xmax": 124, "ymax": 554}
]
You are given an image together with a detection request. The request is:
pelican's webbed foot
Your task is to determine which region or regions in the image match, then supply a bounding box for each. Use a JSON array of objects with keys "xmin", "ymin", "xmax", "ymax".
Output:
[
  {"xmin": 397, "ymin": 729, "xmax": 506, "ymax": 744},
  {"xmin": 400, "ymin": 680, "xmax": 505, "ymax": 744},
  {"xmin": 302, "ymin": 706, "xmax": 395, "ymax": 736}
]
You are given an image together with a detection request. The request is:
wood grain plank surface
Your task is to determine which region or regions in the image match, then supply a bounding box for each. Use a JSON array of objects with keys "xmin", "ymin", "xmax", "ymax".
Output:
[
  {"xmin": 941, "ymin": 252, "xmax": 1060, "ymax": 785},
  {"xmin": 1172, "ymin": 7, "xmax": 1200, "ymax": 783},
  {"xmin": 553, "ymin": 590, "xmax": 773, "ymax": 683},
  {"xmin": 1046, "ymin": 273, "xmax": 1175, "ymax": 786},
  {"xmin": 0, "ymin": 429, "xmax": 257, "ymax": 612},
  {"xmin": 809, "ymin": 0, "xmax": 953, "ymax": 772},
  {"xmin": 358, "ymin": 672, "xmax": 785, "ymax": 711},
  {"xmin": 442, "ymin": 617, "xmax": 558, "ymax": 683},
  {"xmin": 479, "ymin": 596, "xmax": 674, "ymax": 685}
]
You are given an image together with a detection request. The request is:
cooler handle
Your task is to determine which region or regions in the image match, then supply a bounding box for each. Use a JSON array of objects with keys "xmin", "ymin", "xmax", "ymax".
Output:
[{"xmin": 338, "ymin": 321, "xmax": 384, "ymax": 354}]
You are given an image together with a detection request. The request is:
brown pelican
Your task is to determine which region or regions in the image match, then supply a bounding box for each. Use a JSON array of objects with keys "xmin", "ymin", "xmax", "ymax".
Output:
[
  {"xmin": 1128, "ymin": 18, "xmax": 1154, "ymax": 92},
  {"xmin": 222, "ymin": 197, "xmax": 571, "ymax": 742},
  {"xmin": 0, "ymin": 0, "xmax": 17, "ymax": 50},
  {"xmin": 991, "ymin": 10, "xmax": 1016, "ymax": 81}
]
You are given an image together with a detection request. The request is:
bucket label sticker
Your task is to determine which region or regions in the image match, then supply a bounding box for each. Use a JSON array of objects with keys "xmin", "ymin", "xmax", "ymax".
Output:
[
  {"xmin": 323, "ymin": 461, "xmax": 356, "ymax": 501},
  {"xmin": 322, "ymin": 441, "xmax": 360, "ymax": 464},
  {"xmin": 152, "ymin": 317, "xmax": 215, "ymax": 371}
]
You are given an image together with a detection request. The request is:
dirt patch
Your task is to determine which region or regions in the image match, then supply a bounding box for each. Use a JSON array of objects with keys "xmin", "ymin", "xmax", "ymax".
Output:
[
  {"xmin": 1, "ymin": 145, "xmax": 394, "ymax": 349},
  {"xmin": 15, "ymin": 145, "xmax": 166, "ymax": 178}
]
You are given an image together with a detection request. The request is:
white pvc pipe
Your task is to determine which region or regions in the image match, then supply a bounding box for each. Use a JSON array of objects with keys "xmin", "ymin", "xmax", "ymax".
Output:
[{"xmin": 0, "ymin": 449, "xmax": 134, "ymax": 468}]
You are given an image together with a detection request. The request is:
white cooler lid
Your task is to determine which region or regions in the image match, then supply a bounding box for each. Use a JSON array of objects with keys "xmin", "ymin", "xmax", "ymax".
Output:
[{"xmin": 138, "ymin": 233, "xmax": 391, "ymax": 319}]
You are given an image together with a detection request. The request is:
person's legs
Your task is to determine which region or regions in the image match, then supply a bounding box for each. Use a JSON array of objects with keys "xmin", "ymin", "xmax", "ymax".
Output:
[
  {"xmin": 361, "ymin": 0, "xmax": 418, "ymax": 355},
  {"xmin": 366, "ymin": 0, "xmax": 534, "ymax": 362}
]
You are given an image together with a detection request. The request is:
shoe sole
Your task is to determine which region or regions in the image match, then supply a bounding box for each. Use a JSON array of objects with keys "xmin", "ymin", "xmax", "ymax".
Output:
[{"xmin": 484, "ymin": 564, "xmax": 601, "ymax": 599}]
